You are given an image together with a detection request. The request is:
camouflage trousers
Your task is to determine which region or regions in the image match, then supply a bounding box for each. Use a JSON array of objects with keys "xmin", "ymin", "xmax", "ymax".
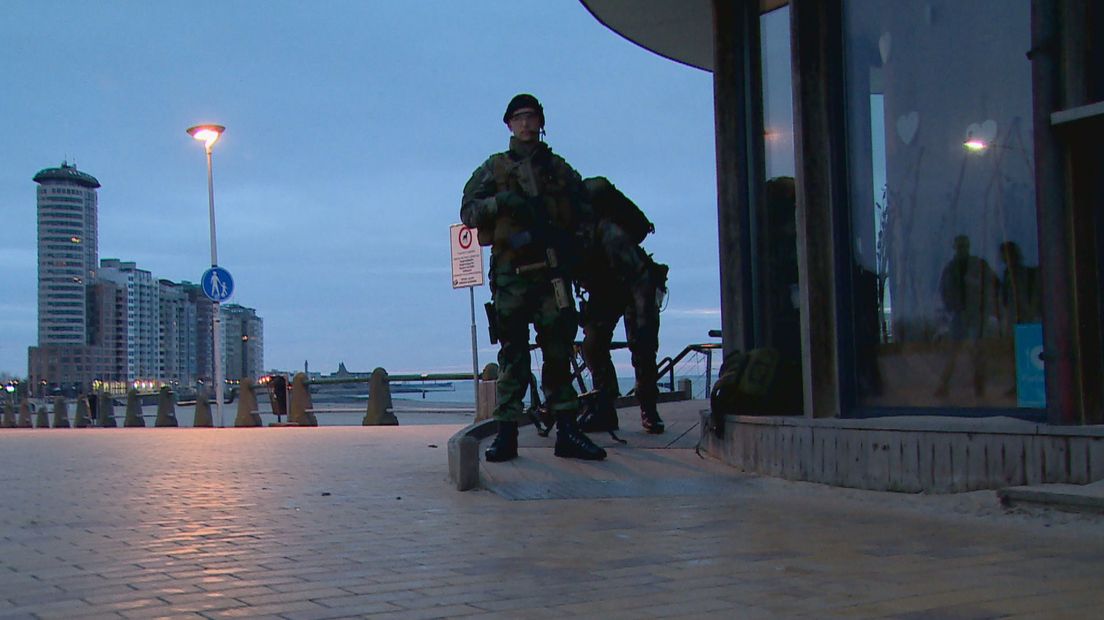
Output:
[
  {"xmin": 580, "ymin": 280, "xmax": 660, "ymax": 412},
  {"xmin": 491, "ymin": 268, "xmax": 579, "ymax": 422},
  {"xmin": 579, "ymin": 220, "xmax": 662, "ymax": 411}
]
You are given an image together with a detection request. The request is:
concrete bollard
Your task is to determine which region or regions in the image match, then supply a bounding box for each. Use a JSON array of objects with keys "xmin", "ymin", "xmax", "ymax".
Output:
[
  {"xmin": 288, "ymin": 373, "xmax": 317, "ymax": 426},
  {"xmin": 17, "ymin": 401, "xmax": 33, "ymax": 428},
  {"xmin": 35, "ymin": 403, "xmax": 50, "ymax": 428},
  {"xmin": 363, "ymin": 367, "xmax": 398, "ymax": 426},
  {"xmin": 96, "ymin": 392, "xmax": 117, "ymax": 427},
  {"xmin": 193, "ymin": 388, "xmax": 214, "ymax": 427},
  {"xmin": 52, "ymin": 396, "xmax": 70, "ymax": 428},
  {"xmin": 124, "ymin": 388, "xmax": 146, "ymax": 427},
  {"xmin": 475, "ymin": 363, "xmax": 499, "ymax": 423},
  {"xmin": 1, "ymin": 395, "xmax": 15, "ymax": 428},
  {"xmin": 154, "ymin": 386, "xmax": 178, "ymax": 427},
  {"xmin": 678, "ymin": 378, "xmax": 692, "ymax": 398},
  {"xmin": 73, "ymin": 396, "xmax": 91, "ymax": 428},
  {"xmin": 233, "ymin": 379, "xmax": 262, "ymax": 427}
]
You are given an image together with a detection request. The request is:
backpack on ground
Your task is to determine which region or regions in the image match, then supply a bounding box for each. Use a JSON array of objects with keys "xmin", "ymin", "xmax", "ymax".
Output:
[{"xmin": 708, "ymin": 347, "xmax": 803, "ymax": 438}]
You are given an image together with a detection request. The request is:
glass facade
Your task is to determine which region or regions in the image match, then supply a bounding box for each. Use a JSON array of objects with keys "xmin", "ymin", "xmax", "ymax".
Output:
[
  {"xmin": 760, "ymin": 5, "xmax": 800, "ymax": 362},
  {"xmin": 843, "ymin": 0, "xmax": 1040, "ymax": 411},
  {"xmin": 36, "ymin": 172, "xmax": 98, "ymax": 347}
]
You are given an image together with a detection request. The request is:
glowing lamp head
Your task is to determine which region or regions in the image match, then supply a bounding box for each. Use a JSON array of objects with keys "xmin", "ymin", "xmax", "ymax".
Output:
[
  {"xmin": 187, "ymin": 124, "xmax": 225, "ymax": 150},
  {"xmin": 963, "ymin": 139, "xmax": 988, "ymax": 152}
]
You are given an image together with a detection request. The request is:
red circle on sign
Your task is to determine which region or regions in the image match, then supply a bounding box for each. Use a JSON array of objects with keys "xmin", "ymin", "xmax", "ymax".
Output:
[{"xmin": 458, "ymin": 227, "xmax": 473, "ymax": 249}]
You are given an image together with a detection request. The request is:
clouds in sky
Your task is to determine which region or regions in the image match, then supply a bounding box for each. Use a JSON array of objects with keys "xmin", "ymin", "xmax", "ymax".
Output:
[{"xmin": 0, "ymin": 1, "xmax": 720, "ymax": 376}]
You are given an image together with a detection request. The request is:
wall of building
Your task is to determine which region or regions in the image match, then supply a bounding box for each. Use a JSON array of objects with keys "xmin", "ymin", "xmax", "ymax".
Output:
[
  {"xmin": 35, "ymin": 175, "xmax": 98, "ymax": 346},
  {"xmin": 221, "ymin": 304, "xmax": 264, "ymax": 382},
  {"xmin": 29, "ymin": 165, "xmax": 263, "ymax": 396}
]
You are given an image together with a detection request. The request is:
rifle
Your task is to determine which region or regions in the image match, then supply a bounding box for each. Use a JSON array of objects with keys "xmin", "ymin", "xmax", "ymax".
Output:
[
  {"xmin": 507, "ymin": 195, "xmax": 573, "ymax": 310},
  {"xmin": 515, "ymin": 247, "xmax": 570, "ymax": 310}
]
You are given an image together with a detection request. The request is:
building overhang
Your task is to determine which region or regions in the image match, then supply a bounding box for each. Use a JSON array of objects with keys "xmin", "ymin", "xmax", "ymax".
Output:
[{"xmin": 579, "ymin": 0, "xmax": 788, "ymax": 72}]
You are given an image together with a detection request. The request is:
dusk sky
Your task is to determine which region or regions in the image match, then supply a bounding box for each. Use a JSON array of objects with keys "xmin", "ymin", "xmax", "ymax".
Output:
[{"xmin": 0, "ymin": 0, "xmax": 720, "ymax": 378}]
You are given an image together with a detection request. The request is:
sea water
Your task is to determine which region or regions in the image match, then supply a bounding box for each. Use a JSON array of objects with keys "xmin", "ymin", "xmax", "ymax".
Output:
[
  {"xmin": 124, "ymin": 372, "xmax": 714, "ymax": 428},
  {"xmin": 390, "ymin": 373, "xmax": 712, "ymax": 408}
]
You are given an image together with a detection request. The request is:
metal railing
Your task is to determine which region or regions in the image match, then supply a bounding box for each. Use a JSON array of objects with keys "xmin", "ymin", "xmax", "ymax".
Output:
[
  {"xmin": 298, "ymin": 373, "xmax": 476, "ymax": 417},
  {"xmin": 308, "ymin": 372, "xmax": 474, "ymax": 385},
  {"xmin": 654, "ymin": 343, "xmax": 722, "ymax": 399},
  {"xmin": 555, "ymin": 340, "xmax": 722, "ymax": 402},
  {"xmin": 274, "ymin": 334, "xmax": 725, "ymax": 420}
]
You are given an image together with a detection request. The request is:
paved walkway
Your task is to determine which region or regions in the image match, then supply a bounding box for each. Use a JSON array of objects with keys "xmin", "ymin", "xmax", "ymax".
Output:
[{"xmin": 1, "ymin": 401, "xmax": 1102, "ymax": 619}]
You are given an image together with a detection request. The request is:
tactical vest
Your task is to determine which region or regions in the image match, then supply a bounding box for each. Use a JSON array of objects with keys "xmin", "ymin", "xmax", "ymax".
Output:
[{"xmin": 477, "ymin": 149, "xmax": 578, "ymax": 264}]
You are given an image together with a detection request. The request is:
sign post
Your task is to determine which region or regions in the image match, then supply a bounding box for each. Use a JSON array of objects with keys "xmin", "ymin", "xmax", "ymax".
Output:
[
  {"xmin": 450, "ymin": 224, "xmax": 484, "ymax": 416},
  {"xmin": 201, "ymin": 266, "xmax": 234, "ymax": 427}
]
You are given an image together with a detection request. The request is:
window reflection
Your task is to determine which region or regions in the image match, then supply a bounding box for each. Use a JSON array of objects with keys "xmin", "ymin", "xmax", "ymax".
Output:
[
  {"xmin": 761, "ymin": 6, "xmax": 802, "ymax": 381},
  {"xmin": 762, "ymin": 6, "xmax": 795, "ymax": 181},
  {"xmin": 844, "ymin": 0, "xmax": 1040, "ymax": 409}
]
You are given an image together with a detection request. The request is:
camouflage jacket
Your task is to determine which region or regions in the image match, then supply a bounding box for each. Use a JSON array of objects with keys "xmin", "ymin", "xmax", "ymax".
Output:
[{"xmin": 460, "ymin": 138, "xmax": 590, "ymax": 269}]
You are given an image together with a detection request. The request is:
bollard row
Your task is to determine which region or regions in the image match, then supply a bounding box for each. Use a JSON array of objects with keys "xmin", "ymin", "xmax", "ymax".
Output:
[
  {"xmin": 2, "ymin": 367, "xmax": 419, "ymax": 429},
  {"xmin": 2, "ymin": 386, "xmax": 200, "ymax": 428}
]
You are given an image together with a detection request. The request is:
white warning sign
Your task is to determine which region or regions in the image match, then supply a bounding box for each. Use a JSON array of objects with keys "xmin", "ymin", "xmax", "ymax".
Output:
[{"xmin": 450, "ymin": 223, "xmax": 484, "ymax": 289}]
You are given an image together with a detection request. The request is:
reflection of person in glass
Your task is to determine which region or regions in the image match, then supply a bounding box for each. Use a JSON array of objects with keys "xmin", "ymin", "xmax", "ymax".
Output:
[
  {"xmin": 998, "ymin": 241, "xmax": 1041, "ymax": 327},
  {"xmin": 935, "ymin": 235, "xmax": 999, "ymax": 398},
  {"xmin": 853, "ymin": 263, "xmax": 884, "ymax": 396}
]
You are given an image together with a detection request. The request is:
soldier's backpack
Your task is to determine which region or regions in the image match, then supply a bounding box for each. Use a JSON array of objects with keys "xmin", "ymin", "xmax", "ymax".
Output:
[
  {"xmin": 708, "ymin": 347, "xmax": 803, "ymax": 437},
  {"xmin": 584, "ymin": 177, "xmax": 655, "ymax": 244}
]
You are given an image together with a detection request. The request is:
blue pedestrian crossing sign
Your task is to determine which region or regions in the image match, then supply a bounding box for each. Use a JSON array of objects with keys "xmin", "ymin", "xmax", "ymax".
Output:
[{"xmin": 201, "ymin": 266, "xmax": 234, "ymax": 302}]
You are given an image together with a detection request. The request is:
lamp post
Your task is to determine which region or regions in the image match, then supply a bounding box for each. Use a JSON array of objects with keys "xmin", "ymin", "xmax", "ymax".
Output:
[{"xmin": 187, "ymin": 124, "xmax": 226, "ymax": 427}]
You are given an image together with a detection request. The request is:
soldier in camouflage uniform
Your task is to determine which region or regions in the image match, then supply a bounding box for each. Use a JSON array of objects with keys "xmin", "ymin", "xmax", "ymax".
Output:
[
  {"xmin": 460, "ymin": 93, "xmax": 606, "ymax": 462},
  {"xmin": 577, "ymin": 177, "xmax": 667, "ymax": 434}
]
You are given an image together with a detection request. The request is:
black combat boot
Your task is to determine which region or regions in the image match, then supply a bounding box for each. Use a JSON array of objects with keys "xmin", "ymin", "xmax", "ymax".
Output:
[
  {"xmin": 554, "ymin": 412, "xmax": 607, "ymax": 460},
  {"xmin": 485, "ymin": 420, "xmax": 519, "ymax": 462},
  {"xmin": 641, "ymin": 406, "xmax": 665, "ymax": 434}
]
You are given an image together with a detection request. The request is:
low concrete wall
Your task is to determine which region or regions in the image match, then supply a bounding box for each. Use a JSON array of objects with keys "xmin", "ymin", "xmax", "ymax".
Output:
[
  {"xmin": 700, "ymin": 413, "xmax": 1104, "ymax": 493},
  {"xmin": 448, "ymin": 416, "xmax": 545, "ymax": 491},
  {"xmin": 448, "ymin": 419, "xmax": 500, "ymax": 491}
]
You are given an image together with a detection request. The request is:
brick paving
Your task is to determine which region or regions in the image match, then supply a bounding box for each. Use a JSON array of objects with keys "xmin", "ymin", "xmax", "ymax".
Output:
[{"xmin": 1, "ymin": 405, "xmax": 1102, "ymax": 619}]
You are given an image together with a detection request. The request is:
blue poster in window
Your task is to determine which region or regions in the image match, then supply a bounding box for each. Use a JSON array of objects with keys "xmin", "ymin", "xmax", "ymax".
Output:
[{"xmin": 1014, "ymin": 323, "xmax": 1045, "ymax": 408}]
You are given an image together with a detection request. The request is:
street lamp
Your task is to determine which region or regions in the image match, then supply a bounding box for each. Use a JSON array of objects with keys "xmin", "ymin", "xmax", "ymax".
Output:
[
  {"xmin": 187, "ymin": 123, "xmax": 226, "ymax": 427},
  {"xmin": 963, "ymin": 139, "xmax": 989, "ymax": 152}
]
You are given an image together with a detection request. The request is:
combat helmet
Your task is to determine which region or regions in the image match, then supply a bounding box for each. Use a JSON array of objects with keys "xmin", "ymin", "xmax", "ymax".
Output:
[{"xmin": 503, "ymin": 93, "xmax": 545, "ymax": 127}]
